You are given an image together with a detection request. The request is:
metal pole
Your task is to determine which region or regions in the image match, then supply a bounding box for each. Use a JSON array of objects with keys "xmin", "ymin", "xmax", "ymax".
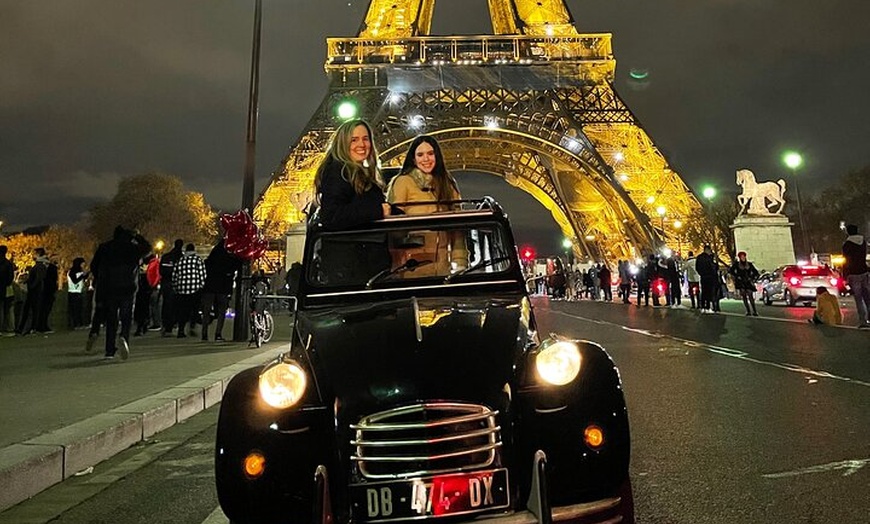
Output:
[
  {"xmin": 792, "ymin": 170, "xmax": 810, "ymax": 257},
  {"xmin": 233, "ymin": 0, "xmax": 262, "ymax": 342}
]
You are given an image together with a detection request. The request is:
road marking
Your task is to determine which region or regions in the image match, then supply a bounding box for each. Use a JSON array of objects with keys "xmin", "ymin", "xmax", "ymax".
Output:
[
  {"xmin": 553, "ymin": 310, "xmax": 870, "ymax": 388},
  {"xmin": 201, "ymin": 506, "xmax": 229, "ymax": 524},
  {"xmin": 762, "ymin": 458, "xmax": 870, "ymax": 479}
]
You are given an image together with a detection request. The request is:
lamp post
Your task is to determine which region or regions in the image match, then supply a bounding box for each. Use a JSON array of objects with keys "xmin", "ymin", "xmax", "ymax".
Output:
[
  {"xmin": 656, "ymin": 206, "xmax": 667, "ymax": 248},
  {"xmin": 782, "ymin": 151, "xmax": 809, "ymax": 257},
  {"xmin": 673, "ymin": 220, "xmax": 683, "ymax": 256},
  {"xmin": 233, "ymin": 0, "xmax": 263, "ymax": 343},
  {"xmin": 701, "ymin": 185, "xmax": 717, "ymax": 255},
  {"xmin": 562, "ymin": 237, "xmax": 574, "ymax": 266}
]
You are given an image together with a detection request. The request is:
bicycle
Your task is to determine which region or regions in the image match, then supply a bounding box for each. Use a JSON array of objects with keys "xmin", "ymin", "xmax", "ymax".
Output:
[{"xmin": 248, "ymin": 288, "xmax": 274, "ymax": 348}]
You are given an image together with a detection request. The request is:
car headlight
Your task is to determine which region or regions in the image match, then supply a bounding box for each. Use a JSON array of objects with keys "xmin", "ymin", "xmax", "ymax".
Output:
[
  {"xmin": 258, "ymin": 359, "xmax": 307, "ymax": 409},
  {"xmin": 535, "ymin": 340, "xmax": 582, "ymax": 386}
]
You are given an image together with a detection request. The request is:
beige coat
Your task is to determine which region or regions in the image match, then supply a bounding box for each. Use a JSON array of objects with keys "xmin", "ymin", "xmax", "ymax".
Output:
[{"xmin": 387, "ymin": 171, "xmax": 467, "ymax": 276}]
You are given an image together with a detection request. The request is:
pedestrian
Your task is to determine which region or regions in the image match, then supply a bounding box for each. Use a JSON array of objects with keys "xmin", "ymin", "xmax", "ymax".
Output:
[
  {"xmin": 35, "ymin": 256, "xmax": 59, "ymax": 333},
  {"xmin": 159, "ymin": 239, "xmax": 184, "ymax": 336},
  {"xmin": 635, "ymin": 260, "xmax": 650, "ymax": 306},
  {"xmin": 133, "ymin": 255, "xmax": 154, "ymax": 336},
  {"xmin": 599, "ymin": 264, "xmax": 612, "ymax": 301},
  {"xmin": 808, "ymin": 286, "xmax": 842, "ymax": 325},
  {"xmin": 200, "ymin": 239, "xmax": 241, "ymax": 342},
  {"xmin": 729, "ymin": 251, "xmax": 760, "ymax": 316},
  {"xmin": 841, "ymin": 224, "xmax": 870, "ymax": 329},
  {"xmin": 16, "ymin": 247, "xmax": 49, "ymax": 334},
  {"xmin": 617, "ymin": 260, "xmax": 631, "ymax": 303},
  {"xmin": 172, "ymin": 243, "xmax": 206, "ymax": 338},
  {"xmin": 89, "ymin": 226, "xmax": 151, "ymax": 360},
  {"xmin": 696, "ymin": 244, "xmax": 719, "ymax": 313},
  {"xmin": 146, "ymin": 253, "xmax": 161, "ymax": 331},
  {"xmin": 684, "ymin": 251, "xmax": 700, "ymax": 309},
  {"xmin": 666, "ymin": 255, "xmax": 682, "ymax": 307},
  {"xmin": 66, "ymin": 257, "xmax": 88, "ymax": 329},
  {"xmin": 0, "ymin": 245, "xmax": 14, "ymax": 334},
  {"xmin": 313, "ymin": 119, "xmax": 392, "ymax": 284}
]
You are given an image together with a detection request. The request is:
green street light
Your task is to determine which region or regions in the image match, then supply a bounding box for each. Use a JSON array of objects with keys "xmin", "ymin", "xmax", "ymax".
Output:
[
  {"xmin": 562, "ymin": 238, "xmax": 573, "ymax": 250},
  {"xmin": 782, "ymin": 150, "xmax": 809, "ymax": 255},
  {"xmin": 702, "ymin": 186, "xmax": 716, "ymax": 201}
]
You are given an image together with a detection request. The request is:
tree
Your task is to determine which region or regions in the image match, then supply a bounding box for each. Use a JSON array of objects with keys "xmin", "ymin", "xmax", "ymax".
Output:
[
  {"xmin": 803, "ymin": 166, "xmax": 870, "ymax": 254},
  {"xmin": 89, "ymin": 172, "xmax": 218, "ymax": 246},
  {"xmin": 681, "ymin": 194, "xmax": 739, "ymax": 261},
  {"xmin": 2, "ymin": 223, "xmax": 93, "ymax": 286}
]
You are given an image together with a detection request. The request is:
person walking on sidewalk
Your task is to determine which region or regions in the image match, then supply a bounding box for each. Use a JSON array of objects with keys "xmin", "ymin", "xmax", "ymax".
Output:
[
  {"xmin": 16, "ymin": 248, "xmax": 49, "ymax": 334},
  {"xmin": 729, "ymin": 251, "xmax": 760, "ymax": 316},
  {"xmin": 0, "ymin": 245, "xmax": 15, "ymax": 334},
  {"xmin": 172, "ymin": 243, "xmax": 206, "ymax": 339},
  {"xmin": 696, "ymin": 244, "xmax": 719, "ymax": 313},
  {"xmin": 808, "ymin": 286, "xmax": 842, "ymax": 326},
  {"xmin": 89, "ymin": 226, "xmax": 151, "ymax": 360},
  {"xmin": 200, "ymin": 239, "xmax": 241, "ymax": 342},
  {"xmin": 841, "ymin": 224, "xmax": 870, "ymax": 329},
  {"xmin": 159, "ymin": 239, "xmax": 184, "ymax": 336},
  {"xmin": 66, "ymin": 257, "xmax": 88, "ymax": 329},
  {"xmin": 684, "ymin": 251, "xmax": 701, "ymax": 309}
]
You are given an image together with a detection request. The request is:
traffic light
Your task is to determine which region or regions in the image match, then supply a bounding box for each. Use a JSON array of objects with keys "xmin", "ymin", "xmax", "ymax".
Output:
[{"xmin": 521, "ymin": 246, "xmax": 535, "ymax": 261}]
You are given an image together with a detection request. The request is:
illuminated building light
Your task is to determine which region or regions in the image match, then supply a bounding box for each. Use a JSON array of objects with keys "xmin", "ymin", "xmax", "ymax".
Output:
[
  {"xmin": 646, "ymin": 196, "xmax": 655, "ymax": 204},
  {"xmin": 407, "ymin": 114, "xmax": 425, "ymax": 130},
  {"xmin": 618, "ymin": 173, "xmax": 629, "ymax": 182},
  {"xmin": 613, "ymin": 152, "xmax": 624, "ymax": 162},
  {"xmin": 484, "ymin": 116, "xmax": 499, "ymax": 129}
]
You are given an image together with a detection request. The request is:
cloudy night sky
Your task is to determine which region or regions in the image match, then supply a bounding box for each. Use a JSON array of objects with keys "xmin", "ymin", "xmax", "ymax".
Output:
[{"xmin": 1, "ymin": 0, "xmax": 868, "ymax": 254}]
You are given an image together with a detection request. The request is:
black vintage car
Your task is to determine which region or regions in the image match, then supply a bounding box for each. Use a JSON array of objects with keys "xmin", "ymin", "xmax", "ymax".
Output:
[{"xmin": 215, "ymin": 198, "xmax": 632, "ymax": 524}]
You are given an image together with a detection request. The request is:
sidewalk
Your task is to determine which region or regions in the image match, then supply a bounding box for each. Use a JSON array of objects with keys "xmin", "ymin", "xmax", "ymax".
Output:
[{"xmin": 0, "ymin": 318, "xmax": 289, "ymax": 511}]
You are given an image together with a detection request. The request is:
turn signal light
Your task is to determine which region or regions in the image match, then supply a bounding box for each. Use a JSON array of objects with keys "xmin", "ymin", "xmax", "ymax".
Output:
[
  {"xmin": 244, "ymin": 452, "xmax": 266, "ymax": 479},
  {"xmin": 584, "ymin": 425, "xmax": 605, "ymax": 449}
]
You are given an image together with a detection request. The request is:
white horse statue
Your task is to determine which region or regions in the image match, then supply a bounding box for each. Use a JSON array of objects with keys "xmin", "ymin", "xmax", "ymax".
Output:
[{"xmin": 736, "ymin": 169, "xmax": 786, "ymax": 215}]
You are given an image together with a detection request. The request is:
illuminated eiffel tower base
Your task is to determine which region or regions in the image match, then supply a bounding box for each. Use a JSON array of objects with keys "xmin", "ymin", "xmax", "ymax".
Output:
[{"xmin": 256, "ymin": 0, "xmax": 703, "ymax": 261}]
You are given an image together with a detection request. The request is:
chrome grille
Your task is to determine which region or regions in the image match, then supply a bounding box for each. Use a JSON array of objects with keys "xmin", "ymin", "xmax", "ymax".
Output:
[{"xmin": 350, "ymin": 403, "xmax": 501, "ymax": 479}]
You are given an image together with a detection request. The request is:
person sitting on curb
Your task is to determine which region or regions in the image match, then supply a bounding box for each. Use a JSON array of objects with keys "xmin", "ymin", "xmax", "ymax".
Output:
[{"xmin": 808, "ymin": 286, "xmax": 842, "ymax": 326}]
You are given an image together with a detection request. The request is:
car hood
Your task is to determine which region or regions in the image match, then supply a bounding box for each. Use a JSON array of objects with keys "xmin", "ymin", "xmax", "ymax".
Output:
[{"xmin": 297, "ymin": 294, "xmax": 528, "ymax": 417}]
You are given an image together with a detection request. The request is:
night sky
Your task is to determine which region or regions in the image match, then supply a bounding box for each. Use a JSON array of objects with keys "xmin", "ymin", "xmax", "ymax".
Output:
[{"xmin": 2, "ymin": 1, "xmax": 868, "ymax": 254}]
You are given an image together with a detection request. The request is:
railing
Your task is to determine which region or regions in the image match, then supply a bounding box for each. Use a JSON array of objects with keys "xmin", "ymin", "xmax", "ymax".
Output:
[{"xmin": 326, "ymin": 34, "xmax": 612, "ymax": 67}]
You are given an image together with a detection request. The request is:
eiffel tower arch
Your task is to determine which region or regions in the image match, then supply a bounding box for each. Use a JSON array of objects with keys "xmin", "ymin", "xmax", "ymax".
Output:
[{"xmin": 256, "ymin": 0, "xmax": 703, "ymax": 262}]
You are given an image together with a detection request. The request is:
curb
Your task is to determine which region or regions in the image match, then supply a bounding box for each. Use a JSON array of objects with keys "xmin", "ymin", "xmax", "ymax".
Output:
[{"xmin": 0, "ymin": 351, "xmax": 277, "ymax": 512}]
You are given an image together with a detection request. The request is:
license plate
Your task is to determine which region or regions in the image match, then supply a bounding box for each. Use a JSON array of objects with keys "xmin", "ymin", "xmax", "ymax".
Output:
[{"xmin": 351, "ymin": 469, "xmax": 509, "ymax": 522}]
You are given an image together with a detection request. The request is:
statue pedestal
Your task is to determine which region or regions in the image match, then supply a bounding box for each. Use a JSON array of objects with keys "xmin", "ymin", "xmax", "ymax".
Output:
[{"xmin": 730, "ymin": 215, "xmax": 795, "ymax": 272}]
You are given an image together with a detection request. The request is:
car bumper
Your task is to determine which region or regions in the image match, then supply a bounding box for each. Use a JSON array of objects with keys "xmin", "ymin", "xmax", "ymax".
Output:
[{"xmin": 477, "ymin": 497, "xmax": 624, "ymax": 523}]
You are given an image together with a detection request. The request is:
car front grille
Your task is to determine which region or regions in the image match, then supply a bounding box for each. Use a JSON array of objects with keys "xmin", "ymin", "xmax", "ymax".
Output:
[{"xmin": 350, "ymin": 403, "xmax": 501, "ymax": 479}]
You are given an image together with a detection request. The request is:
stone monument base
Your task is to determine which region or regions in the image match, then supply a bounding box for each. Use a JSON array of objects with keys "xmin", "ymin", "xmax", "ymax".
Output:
[{"xmin": 731, "ymin": 215, "xmax": 795, "ymax": 272}]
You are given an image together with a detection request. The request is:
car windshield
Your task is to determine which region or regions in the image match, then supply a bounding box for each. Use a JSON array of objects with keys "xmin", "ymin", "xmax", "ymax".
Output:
[{"xmin": 306, "ymin": 221, "xmax": 516, "ymax": 290}]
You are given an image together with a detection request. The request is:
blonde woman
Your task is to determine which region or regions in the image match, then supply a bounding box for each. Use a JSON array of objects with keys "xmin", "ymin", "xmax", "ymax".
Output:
[
  {"xmin": 314, "ymin": 119, "xmax": 391, "ymax": 229},
  {"xmin": 312, "ymin": 119, "xmax": 391, "ymax": 284}
]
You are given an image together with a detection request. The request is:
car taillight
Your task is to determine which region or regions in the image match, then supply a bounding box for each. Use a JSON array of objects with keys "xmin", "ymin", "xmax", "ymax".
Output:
[
  {"xmin": 789, "ymin": 276, "xmax": 801, "ymax": 286},
  {"xmin": 830, "ymin": 277, "xmax": 838, "ymax": 287}
]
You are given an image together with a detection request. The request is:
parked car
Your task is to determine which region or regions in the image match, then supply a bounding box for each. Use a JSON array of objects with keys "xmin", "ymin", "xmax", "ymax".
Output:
[
  {"xmin": 759, "ymin": 264, "xmax": 840, "ymax": 307},
  {"xmin": 215, "ymin": 198, "xmax": 632, "ymax": 524}
]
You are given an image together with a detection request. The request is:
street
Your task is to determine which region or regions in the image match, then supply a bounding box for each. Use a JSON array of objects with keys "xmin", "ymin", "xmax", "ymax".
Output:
[{"xmin": 2, "ymin": 298, "xmax": 868, "ymax": 524}]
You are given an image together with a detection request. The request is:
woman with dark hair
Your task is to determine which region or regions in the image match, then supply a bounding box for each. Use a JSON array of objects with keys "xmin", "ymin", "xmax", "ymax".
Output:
[
  {"xmin": 386, "ymin": 135, "xmax": 467, "ymax": 275},
  {"xmin": 313, "ymin": 119, "xmax": 391, "ymax": 229},
  {"xmin": 67, "ymin": 257, "xmax": 88, "ymax": 329},
  {"xmin": 387, "ymin": 135, "xmax": 460, "ymax": 212},
  {"xmin": 312, "ymin": 119, "xmax": 391, "ymax": 284},
  {"xmin": 729, "ymin": 251, "xmax": 760, "ymax": 316}
]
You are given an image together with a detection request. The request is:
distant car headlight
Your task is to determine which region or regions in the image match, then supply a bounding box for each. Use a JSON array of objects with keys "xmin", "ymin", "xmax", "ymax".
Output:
[
  {"xmin": 258, "ymin": 359, "xmax": 307, "ymax": 409},
  {"xmin": 535, "ymin": 340, "xmax": 582, "ymax": 386}
]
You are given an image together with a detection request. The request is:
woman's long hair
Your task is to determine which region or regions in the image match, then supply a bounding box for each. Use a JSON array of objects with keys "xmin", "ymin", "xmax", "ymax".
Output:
[
  {"xmin": 399, "ymin": 135, "xmax": 459, "ymax": 202},
  {"xmin": 314, "ymin": 119, "xmax": 382, "ymax": 197}
]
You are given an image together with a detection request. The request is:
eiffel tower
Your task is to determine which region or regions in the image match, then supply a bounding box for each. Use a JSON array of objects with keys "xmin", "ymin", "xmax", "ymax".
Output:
[{"xmin": 255, "ymin": 0, "xmax": 702, "ymax": 261}]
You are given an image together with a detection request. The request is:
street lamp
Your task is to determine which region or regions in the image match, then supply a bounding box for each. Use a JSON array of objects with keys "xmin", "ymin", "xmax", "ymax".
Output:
[
  {"xmin": 701, "ymin": 185, "xmax": 717, "ymax": 254},
  {"xmin": 673, "ymin": 220, "xmax": 683, "ymax": 256},
  {"xmin": 562, "ymin": 237, "xmax": 574, "ymax": 266},
  {"xmin": 782, "ymin": 150, "xmax": 810, "ymax": 256},
  {"xmin": 656, "ymin": 206, "xmax": 667, "ymax": 246}
]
